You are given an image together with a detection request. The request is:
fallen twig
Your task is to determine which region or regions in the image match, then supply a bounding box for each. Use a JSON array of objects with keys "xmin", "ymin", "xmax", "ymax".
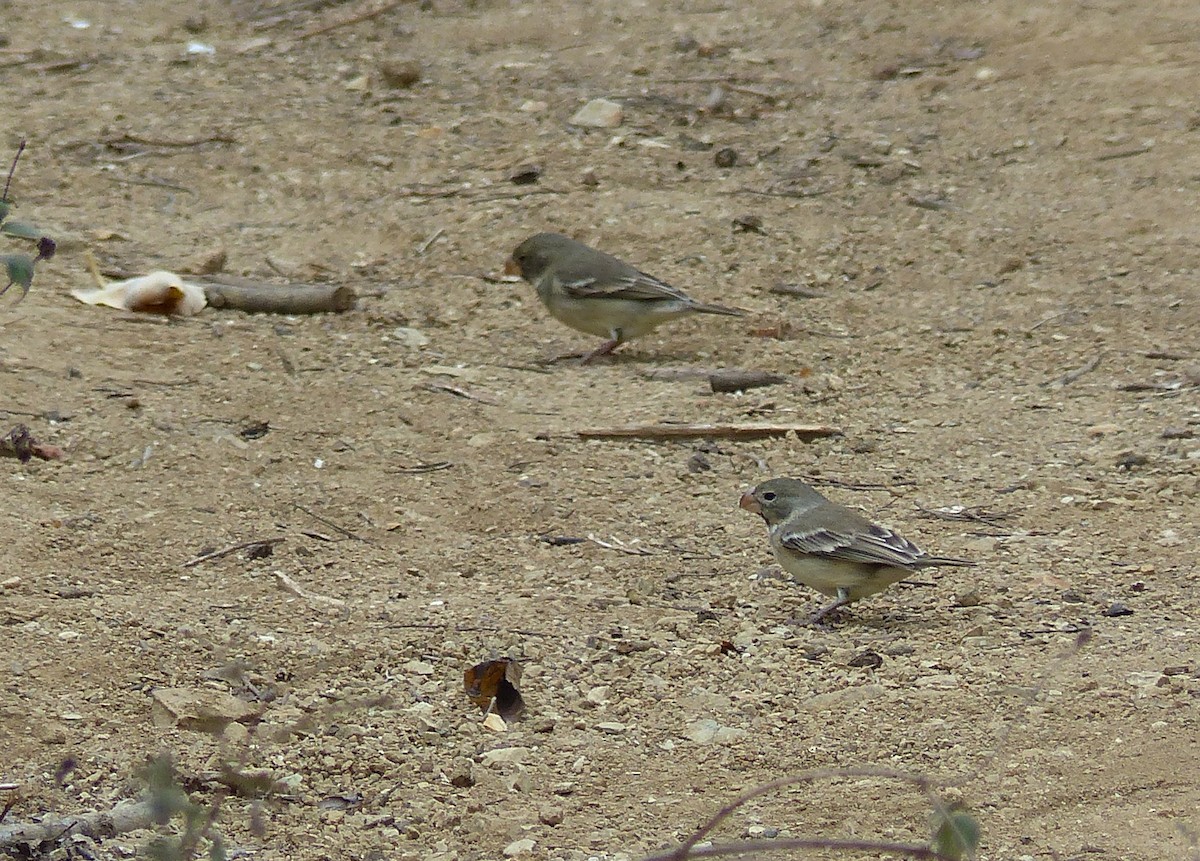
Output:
[
  {"xmin": 915, "ymin": 503, "xmax": 1012, "ymax": 530},
  {"xmin": 297, "ymin": 0, "xmax": 407, "ymax": 40},
  {"xmin": 274, "ymin": 571, "xmax": 346, "ymax": 608},
  {"xmin": 1095, "ymin": 145, "xmax": 1152, "ymax": 161},
  {"xmin": 420, "ymin": 382, "xmax": 498, "ymax": 405},
  {"xmin": 723, "ymin": 186, "xmax": 833, "ymax": 199},
  {"xmin": 647, "ymin": 837, "xmax": 952, "ymax": 861},
  {"xmin": 416, "ymin": 227, "xmax": 444, "ymax": 255},
  {"xmin": 577, "ymin": 423, "xmax": 841, "ymax": 442},
  {"xmin": 200, "ymin": 276, "xmax": 356, "ymax": 314},
  {"xmin": 106, "ymin": 132, "xmax": 235, "ymax": 148},
  {"xmin": 1041, "ymin": 353, "xmax": 1101, "ymax": 387},
  {"xmin": 390, "ymin": 461, "xmax": 453, "ymax": 474},
  {"xmin": 1116, "ymin": 379, "xmax": 1199, "ymax": 395},
  {"xmin": 587, "ymin": 534, "xmax": 657, "ymax": 556},
  {"xmin": 708, "ymin": 370, "xmax": 787, "ymax": 393},
  {"xmin": 293, "ymin": 504, "xmax": 370, "ymax": 543},
  {"xmin": 101, "ymin": 174, "xmax": 195, "ymax": 195},
  {"xmin": 386, "ymin": 622, "xmax": 550, "ymax": 637},
  {"xmin": 183, "ymin": 537, "xmax": 286, "ymax": 568},
  {"xmin": 0, "ymin": 799, "xmax": 157, "ymax": 850}
]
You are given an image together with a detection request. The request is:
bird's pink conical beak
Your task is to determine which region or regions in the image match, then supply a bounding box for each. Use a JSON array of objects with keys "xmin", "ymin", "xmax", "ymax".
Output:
[{"xmin": 739, "ymin": 491, "xmax": 761, "ymax": 514}]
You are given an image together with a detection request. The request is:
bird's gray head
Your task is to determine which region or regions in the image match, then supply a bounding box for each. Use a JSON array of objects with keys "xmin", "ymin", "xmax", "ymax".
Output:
[
  {"xmin": 507, "ymin": 232, "xmax": 578, "ymax": 283},
  {"xmin": 739, "ymin": 477, "xmax": 827, "ymax": 526}
]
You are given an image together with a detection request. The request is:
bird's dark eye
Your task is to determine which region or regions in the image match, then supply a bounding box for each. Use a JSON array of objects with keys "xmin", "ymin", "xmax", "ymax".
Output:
[{"xmin": 761, "ymin": 491, "xmax": 776, "ymax": 502}]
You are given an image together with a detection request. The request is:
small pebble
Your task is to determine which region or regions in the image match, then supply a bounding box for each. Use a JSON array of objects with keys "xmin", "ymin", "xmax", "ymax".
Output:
[
  {"xmin": 714, "ymin": 147, "xmax": 738, "ymax": 168},
  {"xmin": 379, "ymin": 58, "xmax": 422, "ymax": 89},
  {"xmin": 569, "ymin": 98, "xmax": 623, "ymax": 128}
]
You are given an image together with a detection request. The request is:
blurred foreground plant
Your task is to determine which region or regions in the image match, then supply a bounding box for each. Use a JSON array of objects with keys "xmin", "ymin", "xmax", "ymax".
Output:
[{"xmin": 1, "ymin": 140, "xmax": 56, "ymax": 302}]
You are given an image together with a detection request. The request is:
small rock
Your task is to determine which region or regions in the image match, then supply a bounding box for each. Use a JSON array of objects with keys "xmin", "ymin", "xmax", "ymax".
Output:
[
  {"xmin": 954, "ymin": 590, "xmax": 981, "ymax": 607},
  {"xmin": 508, "ymin": 163, "xmax": 541, "ymax": 185},
  {"xmin": 732, "ymin": 214, "xmax": 763, "ymax": 234},
  {"xmin": 403, "ymin": 659, "xmax": 435, "ymax": 675},
  {"xmin": 916, "ymin": 674, "xmax": 960, "ymax": 688},
  {"xmin": 150, "ymin": 687, "xmax": 260, "ymax": 732},
  {"xmin": 846, "ymin": 650, "xmax": 883, "ymax": 669},
  {"xmin": 713, "ymin": 147, "xmax": 738, "ymax": 168},
  {"xmin": 181, "ymin": 246, "xmax": 227, "ymax": 275},
  {"xmin": 448, "ymin": 762, "xmax": 475, "ymax": 787},
  {"xmin": 684, "ymin": 719, "xmax": 744, "ymax": 743},
  {"xmin": 482, "ymin": 713, "xmax": 508, "ymax": 732},
  {"xmin": 802, "ymin": 684, "xmax": 885, "ymax": 710},
  {"xmin": 585, "ymin": 685, "xmax": 610, "ymax": 705},
  {"xmin": 672, "ymin": 34, "xmax": 699, "ymax": 53},
  {"xmin": 539, "ymin": 806, "xmax": 564, "ymax": 826},
  {"xmin": 481, "ymin": 746, "xmax": 531, "ymax": 766},
  {"xmin": 596, "ymin": 721, "xmax": 626, "ymax": 734},
  {"xmin": 379, "ymin": 58, "xmax": 421, "ymax": 89},
  {"xmin": 580, "ymin": 167, "xmax": 600, "ymax": 187},
  {"xmin": 503, "ymin": 770, "xmax": 532, "ymax": 793},
  {"xmin": 1115, "ymin": 451, "xmax": 1149, "ymax": 470},
  {"xmin": 391, "ymin": 327, "xmax": 429, "ymax": 348},
  {"xmin": 1102, "ymin": 602, "xmax": 1134, "ymax": 617},
  {"xmin": 39, "ymin": 726, "xmax": 67, "ymax": 745},
  {"xmin": 503, "ymin": 838, "xmax": 536, "ymax": 857},
  {"xmin": 569, "ymin": 98, "xmax": 623, "ymax": 128},
  {"xmin": 686, "ymin": 719, "xmax": 719, "ymax": 743},
  {"xmin": 519, "ymin": 100, "xmax": 548, "ymax": 113}
]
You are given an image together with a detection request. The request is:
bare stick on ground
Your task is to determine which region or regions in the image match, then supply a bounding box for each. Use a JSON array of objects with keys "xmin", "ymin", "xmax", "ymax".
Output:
[
  {"xmin": 708, "ymin": 370, "xmax": 787, "ymax": 393},
  {"xmin": 577, "ymin": 423, "xmax": 841, "ymax": 442},
  {"xmin": 296, "ymin": 0, "xmax": 407, "ymax": 40},
  {"xmin": 183, "ymin": 537, "xmax": 286, "ymax": 568},
  {"xmin": 200, "ymin": 276, "xmax": 356, "ymax": 314}
]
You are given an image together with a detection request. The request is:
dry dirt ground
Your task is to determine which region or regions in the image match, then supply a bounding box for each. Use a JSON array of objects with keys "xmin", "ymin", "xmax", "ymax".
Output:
[{"xmin": 2, "ymin": 0, "xmax": 1199, "ymax": 859}]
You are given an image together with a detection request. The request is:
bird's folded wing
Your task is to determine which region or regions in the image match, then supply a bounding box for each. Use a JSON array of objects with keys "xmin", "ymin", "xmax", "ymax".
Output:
[
  {"xmin": 558, "ymin": 271, "xmax": 692, "ymax": 304},
  {"xmin": 778, "ymin": 523, "xmax": 927, "ymax": 568}
]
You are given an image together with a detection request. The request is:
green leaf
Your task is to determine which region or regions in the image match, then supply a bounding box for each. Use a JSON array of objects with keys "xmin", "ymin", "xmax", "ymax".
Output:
[
  {"xmin": 1, "ymin": 253, "xmax": 35, "ymax": 301},
  {"xmin": 0, "ymin": 199, "xmax": 9, "ymax": 223},
  {"xmin": 1, "ymin": 220, "xmax": 44, "ymax": 240},
  {"xmin": 931, "ymin": 807, "xmax": 980, "ymax": 861}
]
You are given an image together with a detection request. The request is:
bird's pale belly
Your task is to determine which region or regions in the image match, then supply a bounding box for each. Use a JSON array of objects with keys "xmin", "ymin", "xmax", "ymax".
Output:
[
  {"xmin": 543, "ymin": 293, "xmax": 693, "ymax": 340},
  {"xmin": 772, "ymin": 552, "xmax": 910, "ymax": 601}
]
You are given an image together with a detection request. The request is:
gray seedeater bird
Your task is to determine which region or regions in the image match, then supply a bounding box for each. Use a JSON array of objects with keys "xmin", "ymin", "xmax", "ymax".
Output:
[
  {"xmin": 740, "ymin": 478, "xmax": 974, "ymax": 623},
  {"xmin": 505, "ymin": 232, "xmax": 745, "ymax": 362}
]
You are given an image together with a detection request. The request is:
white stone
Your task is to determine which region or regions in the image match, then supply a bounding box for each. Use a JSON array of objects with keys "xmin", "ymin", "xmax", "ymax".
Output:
[{"xmin": 569, "ymin": 98, "xmax": 623, "ymax": 128}]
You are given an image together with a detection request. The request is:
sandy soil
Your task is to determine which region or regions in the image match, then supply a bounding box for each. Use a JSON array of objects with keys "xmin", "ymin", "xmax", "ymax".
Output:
[{"xmin": 2, "ymin": 0, "xmax": 1198, "ymax": 859}]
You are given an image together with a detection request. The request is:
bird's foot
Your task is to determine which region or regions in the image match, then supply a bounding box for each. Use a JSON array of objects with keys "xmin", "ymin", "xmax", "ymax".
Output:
[
  {"xmin": 580, "ymin": 339, "xmax": 622, "ymax": 365},
  {"xmin": 808, "ymin": 591, "xmax": 852, "ymax": 626}
]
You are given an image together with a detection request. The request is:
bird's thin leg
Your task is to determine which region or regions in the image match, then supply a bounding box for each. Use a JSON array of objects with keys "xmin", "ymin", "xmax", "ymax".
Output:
[
  {"xmin": 580, "ymin": 332, "xmax": 624, "ymax": 365},
  {"xmin": 809, "ymin": 588, "xmax": 852, "ymax": 625}
]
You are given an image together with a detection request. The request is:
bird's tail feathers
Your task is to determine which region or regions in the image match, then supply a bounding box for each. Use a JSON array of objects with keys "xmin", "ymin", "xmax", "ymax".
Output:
[{"xmin": 692, "ymin": 301, "xmax": 747, "ymax": 317}]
